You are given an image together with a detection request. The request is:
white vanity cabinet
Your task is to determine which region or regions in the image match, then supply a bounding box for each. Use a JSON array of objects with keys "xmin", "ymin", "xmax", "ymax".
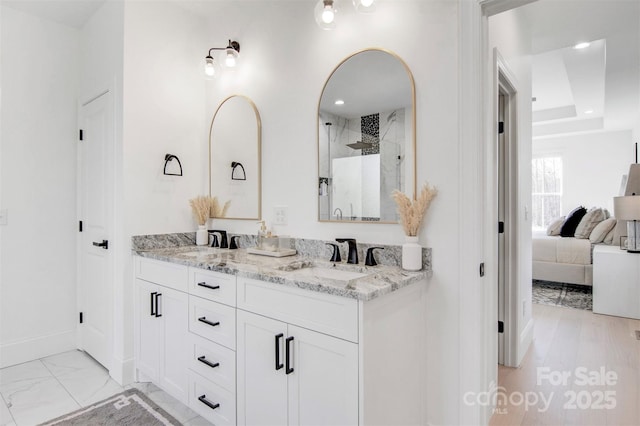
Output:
[
  {"xmin": 237, "ymin": 309, "xmax": 358, "ymax": 426},
  {"xmin": 134, "ymin": 276, "xmax": 189, "ymax": 404}
]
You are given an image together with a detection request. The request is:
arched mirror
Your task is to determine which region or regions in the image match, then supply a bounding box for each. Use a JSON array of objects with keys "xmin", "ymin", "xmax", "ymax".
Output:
[
  {"xmin": 209, "ymin": 95, "xmax": 262, "ymax": 220},
  {"xmin": 318, "ymin": 49, "xmax": 416, "ymax": 223}
]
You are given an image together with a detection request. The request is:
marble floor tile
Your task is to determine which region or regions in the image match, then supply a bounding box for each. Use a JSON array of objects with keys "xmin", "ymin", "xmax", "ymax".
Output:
[
  {"xmin": 0, "ymin": 369, "xmax": 79, "ymax": 425},
  {"xmin": 0, "ymin": 395, "xmax": 15, "ymax": 426},
  {"xmin": 41, "ymin": 350, "xmax": 124, "ymax": 407}
]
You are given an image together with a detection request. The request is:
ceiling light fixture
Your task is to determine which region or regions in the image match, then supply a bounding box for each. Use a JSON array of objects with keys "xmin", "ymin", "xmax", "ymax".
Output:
[
  {"xmin": 574, "ymin": 42, "xmax": 590, "ymax": 50},
  {"xmin": 204, "ymin": 40, "xmax": 240, "ymax": 78},
  {"xmin": 353, "ymin": 0, "xmax": 376, "ymax": 13},
  {"xmin": 584, "ymin": 109, "xmax": 594, "ymax": 114},
  {"xmin": 315, "ymin": 0, "xmax": 337, "ymax": 30},
  {"xmin": 335, "ymin": 99, "xmax": 345, "ymax": 105}
]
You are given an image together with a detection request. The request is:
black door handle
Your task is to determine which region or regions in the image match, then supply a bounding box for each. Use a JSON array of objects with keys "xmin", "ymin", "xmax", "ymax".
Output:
[
  {"xmin": 198, "ymin": 395, "xmax": 220, "ymax": 411},
  {"xmin": 150, "ymin": 292, "xmax": 157, "ymax": 316},
  {"xmin": 197, "ymin": 356, "xmax": 220, "ymax": 369},
  {"xmin": 197, "ymin": 282, "xmax": 220, "ymax": 290},
  {"xmin": 198, "ymin": 316, "xmax": 220, "ymax": 327},
  {"xmin": 155, "ymin": 293, "xmax": 162, "ymax": 317},
  {"xmin": 275, "ymin": 333, "xmax": 284, "ymax": 371},
  {"xmin": 92, "ymin": 240, "xmax": 109, "ymax": 249},
  {"xmin": 285, "ymin": 336, "xmax": 294, "ymax": 375}
]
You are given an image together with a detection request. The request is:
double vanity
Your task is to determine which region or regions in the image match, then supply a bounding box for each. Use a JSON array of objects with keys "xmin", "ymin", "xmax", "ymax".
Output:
[{"xmin": 133, "ymin": 235, "xmax": 430, "ymax": 426}]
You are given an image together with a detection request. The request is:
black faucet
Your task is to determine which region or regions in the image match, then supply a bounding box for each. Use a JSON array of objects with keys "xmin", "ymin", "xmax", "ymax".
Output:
[
  {"xmin": 325, "ymin": 243, "xmax": 342, "ymax": 262},
  {"xmin": 229, "ymin": 236, "xmax": 240, "ymax": 250},
  {"xmin": 365, "ymin": 247, "xmax": 385, "ymax": 266},
  {"xmin": 209, "ymin": 230, "xmax": 228, "ymax": 248},
  {"xmin": 336, "ymin": 238, "xmax": 358, "ymax": 264}
]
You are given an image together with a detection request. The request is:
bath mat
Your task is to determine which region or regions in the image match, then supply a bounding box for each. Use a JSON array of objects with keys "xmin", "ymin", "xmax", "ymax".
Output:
[{"xmin": 40, "ymin": 388, "xmax": 180, "ymax": 426}]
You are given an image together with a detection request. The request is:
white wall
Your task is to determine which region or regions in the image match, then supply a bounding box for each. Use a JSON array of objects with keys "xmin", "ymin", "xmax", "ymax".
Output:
[
  {"xmin": 533, "ymin": 130, "xmax": 632, "ymax": 214},
  {"xmin": 0, "ymin": 6, "xmax": 79, "ymax": 367},
  {"xmin": 197, "ymin": 2, "xmax": 461, "ymax": 424}
]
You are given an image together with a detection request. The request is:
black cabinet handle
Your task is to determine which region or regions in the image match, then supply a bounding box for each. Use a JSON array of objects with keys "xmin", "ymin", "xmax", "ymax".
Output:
[
  {"xmin": 198, "ymin": 395, "xmax": 220, "ymax": 411},
  {"xmin": 155, "ymin": 293, "xmax": 162, "ymax": 317},
  {"xmin": 197, "ymin": 282, "xmax": 220, "ymax": 290},
  {"xmin": 285, "ymin": 336, "xmax": 294, "ymax": 375},
  {"xmin": 198, "ymin": 316, "xmax": 220, "ymax": 327},
  {"xmin": 275, "ymin": 333, "xmax": 284, "ymax": 371},
  {"xmin": 150, "ymin": 292, "xmax": 157, "ymax": 316},
  {"xmin": 197, "ymin": 356, "xmax": 220, "ymax": 369}
]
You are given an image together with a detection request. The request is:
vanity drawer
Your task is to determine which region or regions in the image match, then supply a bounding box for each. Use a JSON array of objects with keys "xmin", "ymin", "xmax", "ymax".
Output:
[
  {"xmin": 188, "ymin": 370, "xmax": 236, "ymax": 426},
  {"xmin": 188, "ymin": 333, "xmax": 235, "ymax": 393},
  {"xmin": 189, "ymin": 296, "xmax": 236, "ymax": 350},
  {"xmin": 237, "ymin": 277, "xmax": 359, "ymax": 342},
  {"xmin": 135, "ymin": 257, "xmax": 188, "ymax": 292},
  {"xmin": 189, "ymin": 268, "xmax": 236, "ymax": 307}
]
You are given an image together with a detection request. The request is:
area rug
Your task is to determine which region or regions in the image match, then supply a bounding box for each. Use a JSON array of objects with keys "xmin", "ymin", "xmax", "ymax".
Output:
[
  {"xmin": 532, "ymin": 279, "xmax": 592, "ymax": 311},
  {"xmin": 40, "ymin": 388, "xmax": 180, "ymax": 426}
]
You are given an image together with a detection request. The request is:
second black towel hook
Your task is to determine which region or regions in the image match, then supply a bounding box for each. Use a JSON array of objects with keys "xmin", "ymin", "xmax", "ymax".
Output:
[{"xmin": 164, "ymin": 154, "xmax": 183, "ymax": 176}]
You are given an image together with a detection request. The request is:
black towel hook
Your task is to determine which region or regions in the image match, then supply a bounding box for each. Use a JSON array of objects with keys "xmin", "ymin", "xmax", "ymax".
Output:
[{"xmin": 164, "ymin": 154, "xmax": 183, "ymax": 176}]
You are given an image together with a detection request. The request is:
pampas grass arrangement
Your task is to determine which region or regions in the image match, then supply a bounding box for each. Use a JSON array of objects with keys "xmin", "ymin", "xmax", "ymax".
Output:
[
  {"xmin": 189, "ymin": 196, "xmax": 210, "ymax": 226},
  {"xmin": 210, "ymin": 196, "xmax": 231, "ymax": 218},
  {"xmin": 392, "ymin": 183, "xmax": 438, "ymax": 237}
]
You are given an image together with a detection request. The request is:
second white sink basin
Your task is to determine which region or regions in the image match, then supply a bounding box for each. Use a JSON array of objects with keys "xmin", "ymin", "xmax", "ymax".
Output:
[{"xmin": 290, "ymin": 265, "xmax": 369, "ymax": 286}]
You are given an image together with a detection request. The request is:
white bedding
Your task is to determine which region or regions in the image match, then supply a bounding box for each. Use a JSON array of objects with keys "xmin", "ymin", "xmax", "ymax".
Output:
[{"xmin": 532, "ymin": 231, "xmax": 592, "ymax": 265}]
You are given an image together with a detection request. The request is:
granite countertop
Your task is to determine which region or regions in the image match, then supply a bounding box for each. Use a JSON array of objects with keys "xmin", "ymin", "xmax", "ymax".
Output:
[{"xmin": 133, "ymin": 245, "xmax": 429, "ymax": 302}]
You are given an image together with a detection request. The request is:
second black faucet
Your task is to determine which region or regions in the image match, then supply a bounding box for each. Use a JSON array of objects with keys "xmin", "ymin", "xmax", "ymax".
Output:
[{"xmin": 335, "ymin": 238, "xmax": 358, "ymax": 264}]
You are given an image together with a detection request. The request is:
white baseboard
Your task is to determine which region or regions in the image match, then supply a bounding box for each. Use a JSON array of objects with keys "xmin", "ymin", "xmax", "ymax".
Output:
[
  {"xmin": 110, "ymin": 356, "xmax": 135, "ymax": 386},
  {"xmin": 0, "ymin": 330, "xmax": 76, "ymax": 368},
  {"xmin": 518, "ymin": 317, "xmax": 534, "ymax": 365}
]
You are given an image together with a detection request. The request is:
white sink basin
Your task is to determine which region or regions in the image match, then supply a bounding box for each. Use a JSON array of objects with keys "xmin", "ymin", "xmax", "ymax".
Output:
[{"xmin": 290, "ymin": 265, "xmax": 369, "ymax": 286}]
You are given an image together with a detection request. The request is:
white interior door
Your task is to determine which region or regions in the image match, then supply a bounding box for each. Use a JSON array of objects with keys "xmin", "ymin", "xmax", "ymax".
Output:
[{"xmin": 78, "ymin": 91, "xmax": 113, "ymax": 369}]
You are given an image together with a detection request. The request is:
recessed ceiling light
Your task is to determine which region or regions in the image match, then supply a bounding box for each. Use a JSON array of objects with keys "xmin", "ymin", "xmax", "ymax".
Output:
[
  {"xmin": 334, "ymin": 99, "xmax": 344, "ymax": 105},
  {"xmin": 584, "ymin": 109, "xmax": 594, "ymax": 114},
  {"xmin": 574, "ymin": 42, "xmax": 590, "ymax": 49}
]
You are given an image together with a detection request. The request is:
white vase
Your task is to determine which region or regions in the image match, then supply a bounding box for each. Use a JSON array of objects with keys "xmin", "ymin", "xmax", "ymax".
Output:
[
  {"xmin": 402, "ymin": 236, "xmax": 422, "ymax": 271},
  {"xmin": 196, "ymin": 225, "xmax": 208, "ymax": 246}
]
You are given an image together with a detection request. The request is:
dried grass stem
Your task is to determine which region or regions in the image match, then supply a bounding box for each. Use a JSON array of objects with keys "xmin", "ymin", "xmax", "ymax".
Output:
[{"xmin": 392, "ymin": 183, "xmax": 437, "ymax": 236}]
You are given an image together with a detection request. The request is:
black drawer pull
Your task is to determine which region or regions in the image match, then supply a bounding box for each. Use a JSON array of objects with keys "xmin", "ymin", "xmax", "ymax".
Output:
[
  {"xmin": 275, "ymin": 333, "xmax": 284, "ymax": 371},
  {"xmin": 197, "ymin": 282, "xmax": 220, "ymax": 290},
  {"xmin": 150, "ymin": 292, "xmax": 157, "ymax": 316},
  {"xmin": 197, "ymin": 356, "xmax": 220, "ymax": 369},
  {"xmin": 285, "ymin": 336, "xmax": 294, "ymax": 375},
  {"xmin": 92, "ymin": 239, "xmax": 108, "ymax": 249},
  {"xmin": 198, "ymin": 316, "xmax": 220, "ymax": 327},
  {"xmin": 198, "ymin": 395, "xmax": 220, "ymax": 411},
  {"xmin": 155, "ymin": 293, "xmax": 162, "ymax": 317}
]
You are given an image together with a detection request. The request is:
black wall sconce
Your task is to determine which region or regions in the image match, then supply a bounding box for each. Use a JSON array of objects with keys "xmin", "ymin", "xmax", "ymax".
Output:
[
  {"xmin": 231, "ymin": 161, "xmax": 246, "ymax": 180},
  {"xmin": 204, "ymin": 40, "xmax": 240, "ymax": 77},
  {"xmin": 163, "ymin": 154, "xmax": 183, "ymax": 176}
]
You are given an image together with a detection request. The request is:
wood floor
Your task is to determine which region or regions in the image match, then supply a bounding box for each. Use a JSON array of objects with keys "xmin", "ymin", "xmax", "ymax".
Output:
[{"xmin": 490, "ymin": 303, "xmax": 640, "ymax": 426}]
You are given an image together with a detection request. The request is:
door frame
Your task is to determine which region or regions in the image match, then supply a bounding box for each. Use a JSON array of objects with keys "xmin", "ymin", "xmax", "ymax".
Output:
[
  {"xmin": 494, "ymin": 49, "xmax": 520, "ymax": 367},
  {"xmin": 76, "ymin": 85, "xmax": 115, "ymax": 373}
]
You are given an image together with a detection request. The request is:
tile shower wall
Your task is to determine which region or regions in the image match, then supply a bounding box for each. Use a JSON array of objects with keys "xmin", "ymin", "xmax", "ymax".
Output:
[{"xmin": 318, "ymin": 108, "xmax": 406, "ymax": 221}]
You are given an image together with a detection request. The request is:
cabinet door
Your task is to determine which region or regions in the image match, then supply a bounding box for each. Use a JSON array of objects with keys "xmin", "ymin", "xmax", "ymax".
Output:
[
  {"xmin": 287, "ymin": 325, "xmax": 359, "ymax": 426},
  {"xmin": 237, "ymin": 310, "xmax": 288, "ymax": 426},
  {"xmin": 158, "ymin": 286, "xmax": 189, "ymax": 404},
  {"xmin": 136, "ymin": 279, "xmax": 160, "ymax": 382}
]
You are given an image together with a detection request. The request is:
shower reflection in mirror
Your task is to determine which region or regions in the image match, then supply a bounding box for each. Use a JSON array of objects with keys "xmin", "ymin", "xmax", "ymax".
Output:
[{"xmin": 318, "ymin": 109, "xmax": 406, "ymax": 221}]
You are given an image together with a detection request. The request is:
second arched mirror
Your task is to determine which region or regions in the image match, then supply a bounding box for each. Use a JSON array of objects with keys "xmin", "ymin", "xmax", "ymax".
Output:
[
  {"xmin": 318, "ymin": 49, "xmax": 416, "ymax": 223},
  {"xmin": 209, "ymin": 95, "xmax": 262, "ymax": 220}
]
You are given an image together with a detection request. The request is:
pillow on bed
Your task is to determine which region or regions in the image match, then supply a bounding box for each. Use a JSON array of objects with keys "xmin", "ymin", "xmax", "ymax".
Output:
[
  {"xmin": 604, "ymin": 225, "xmax": 616, "ymax": 245},
  {"xmin": 560, "ymin": 206, "xmax": 587, "ymax": 237},
  {"xmin": 589, "ymin": 217, "xmax": 617, "ymax": 243},
  {"xmin": 575, "ymin": 208, "xmax": 606, "ymax": 239},
  {"xmin": 546, "ymin": 216, "xmax": 566, "ymax": 236}
]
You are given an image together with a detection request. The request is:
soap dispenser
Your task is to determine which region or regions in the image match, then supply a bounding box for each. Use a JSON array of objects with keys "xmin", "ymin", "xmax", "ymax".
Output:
[{"xmin": 257, "ymin": 220, "xmax": 267, "ymax": 249}]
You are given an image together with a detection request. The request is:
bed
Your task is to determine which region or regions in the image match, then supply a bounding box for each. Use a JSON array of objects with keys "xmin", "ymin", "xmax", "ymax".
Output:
[{"xmin": 532, "ymin": 231, "xmax": 593, "ymax": 286}]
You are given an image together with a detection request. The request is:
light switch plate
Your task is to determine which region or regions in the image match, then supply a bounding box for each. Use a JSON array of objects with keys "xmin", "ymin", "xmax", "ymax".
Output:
[
  {"xmin": 0, "ymin": 209, "xmax": 7, "ymax": 225},
  {"xmin": 274, "ymin": 206, "xmax": 288, "ymax": 225}
]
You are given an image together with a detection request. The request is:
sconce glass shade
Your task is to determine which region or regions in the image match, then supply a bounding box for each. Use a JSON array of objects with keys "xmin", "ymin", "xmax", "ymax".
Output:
[
  {"xmin": 353, "ymin": 0, "xmax": 376, "ymax": 13},
  {"xmin": 225, "ymin": 47, "xmax": 239, "ymax": 68},
  {"xmin": 204, "ymin": 56, "xmax": 216, "ymax": 77},
  {"xmin": 315, "ymin": 0, "xmax": 337, "ymax": 30}
]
